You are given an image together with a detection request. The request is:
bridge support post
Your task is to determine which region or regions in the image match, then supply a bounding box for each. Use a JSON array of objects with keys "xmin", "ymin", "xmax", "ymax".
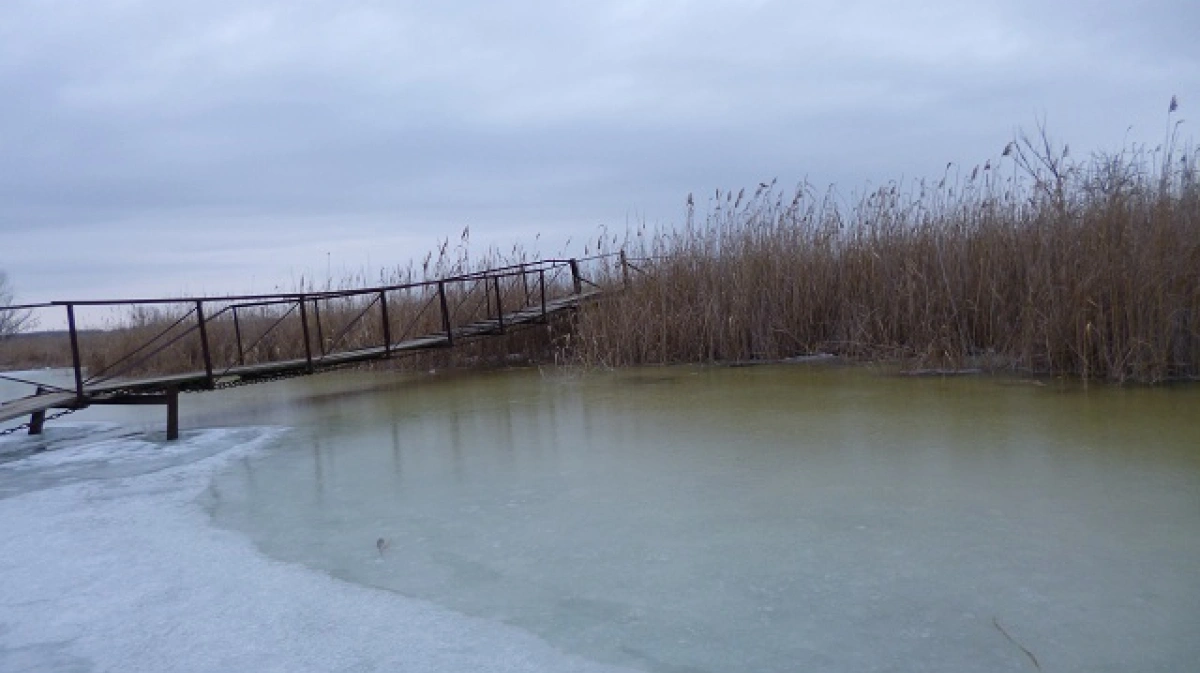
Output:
[
  {"xmin": 165, "ymin": 388, "xmax": 179, "ymax": 441},
  {"xmin": 28, "ymin": 385, "xmax": 46, "ymax": 435},
  {"xmin": 87, "ymin": 390, "xmax": 182, "ymax": 440},
  {"xmin": 438, "ymin": 281, "xmax": 453, "ymax": 346},
  {"xmin": 28, "ymin": 411, "xmax": 45, "ymax": 435},
  {"xmin": 570, "ymin": 259, "xmax": 582, "ymax": 295}
]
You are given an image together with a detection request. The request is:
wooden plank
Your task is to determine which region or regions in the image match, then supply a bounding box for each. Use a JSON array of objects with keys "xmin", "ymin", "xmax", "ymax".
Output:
[
  {"xmin": 86, "ymin": 371, "xmax": 217, "ymax": 394},
  {"xmin": 0, "ymin": 391, "xmax": 79, "ymax": 424}
]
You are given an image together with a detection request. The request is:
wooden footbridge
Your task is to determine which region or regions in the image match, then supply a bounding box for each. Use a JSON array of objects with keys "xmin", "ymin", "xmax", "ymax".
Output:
[{"xmin": 1, "ymin": 256, "xmax": 620, "ymax": 439}]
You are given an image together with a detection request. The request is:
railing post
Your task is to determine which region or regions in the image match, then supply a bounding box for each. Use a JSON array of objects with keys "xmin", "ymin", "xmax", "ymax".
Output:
[
  {"xmin": 298, "ymin": 295, "xmax": 314, "ymax": 372},
  {"xmin": 312, "ymin": 299, "xmax": 325, "ymax": 355},
  {"xmin": 539, "ymin": 269, "xmax": 547, "ymax": 323},
  {"xmin": 521, "ymin": 266, "xmax": 531, "ymax": 306},
  {"xmin": 569, "ymin": 258, "xmax": 582, "ymax": 295},
  {"xmin": 232, "ymin": 306, "xmax": 246, "ymax": 366},
  {"xmin": 195, "ymin": 301, "xmax": 214, "ymax": 389},
  {"xmin": 379, "ymin": 290, "xmax": 392, "ymax": 355},
  {"xmin": 66, "ymin": 303, "xmax": 85, "ymax": 402},
  {"xmin": 438, "ymin": 281, "xmax": 453, "ymax": 346},
  {"xmin": 493, "ymin": 275, "xmax": 505, "ymax": 333},
  {"xmin": 620, "ymin": 250, "xmax": 630, "ymax": 288}
]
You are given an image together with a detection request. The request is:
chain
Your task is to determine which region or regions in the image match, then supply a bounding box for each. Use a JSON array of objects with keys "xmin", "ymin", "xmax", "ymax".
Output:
[
  {"xmin": 0, "ymin": 407, "xmax": 79, "ymax": 437},
  {"xmin": 198, "ymin": 361, "xmax": 361, "ymax": 393},
  {"xmin": 207, "ymin": 369, "xmax": 312, "ymax": 391}
]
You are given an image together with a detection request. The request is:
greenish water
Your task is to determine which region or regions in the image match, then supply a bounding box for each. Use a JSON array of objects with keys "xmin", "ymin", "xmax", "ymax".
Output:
[{"xmin": 204, "ymin": 365, "xmax": 1200, "ymax": 672}]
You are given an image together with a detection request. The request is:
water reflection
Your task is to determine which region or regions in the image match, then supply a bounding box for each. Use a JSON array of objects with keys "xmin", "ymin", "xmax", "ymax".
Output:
[{"xmin": 389, "ymin": 419, "xmax": 402, "ymax": 478}]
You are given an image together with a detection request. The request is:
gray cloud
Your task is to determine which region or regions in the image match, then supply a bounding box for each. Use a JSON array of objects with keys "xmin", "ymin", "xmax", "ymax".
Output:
[{"xmin": 1, "ymin": 0, "xmax": 1196, "ymax": 302}]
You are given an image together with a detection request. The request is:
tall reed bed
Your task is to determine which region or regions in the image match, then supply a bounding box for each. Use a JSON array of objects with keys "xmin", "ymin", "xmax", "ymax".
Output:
[{"xmin": 573, "ymin": 129, "xmax": 1199, "ymax": 383}]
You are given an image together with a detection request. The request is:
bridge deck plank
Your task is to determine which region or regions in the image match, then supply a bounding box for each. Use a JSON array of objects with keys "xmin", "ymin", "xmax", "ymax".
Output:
[{"xmin": 0, "ymin": 392, "xmax": 79, "ymax": 424}]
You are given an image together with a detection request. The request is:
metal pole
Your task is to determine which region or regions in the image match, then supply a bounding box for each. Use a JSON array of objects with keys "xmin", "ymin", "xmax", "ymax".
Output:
[
  {"xmin": 66, "ymin": 303, "xmax": 85, "ymax": 401},
  {"xmin": 232, "ymin": 306, "xmax": 246, "ymax": 366},
  {"xmin": 298, "ymin": 295, "xmax": 314, "ymax": 371},
  {"xmin": 28, "ymin": 386, "xmax": 46, "ymax": 435},
  {"xmin": 28, "ymin": 409, "xmax": 46, "ymax": 435},
  {"xmin": 569, "ymin": 259, "xmax": 582, "ymax": 294},
  {"xmin": 438, "ymin": 281, "xmax": 453, "ymax": 346},
  {"xmin": 379, "ymin": 290, "xmax": 392, "ymax": 355},
  {"xmin": 539, "ymin": 269, "xmax": 547, "ymax": 323},
  {"xmin": 493, "ymin": 275, "xmax": 505, "ymax": 333},
  {"xmin": 195, "ymin": 301, "xmax": 214, "ymax": 389},
  {"xmin": 165, "ymin": 387, "xmax": 179, "ymax": 440},
  {"xmin": 312, "ymin": 299, "xmax": 326, "ymax": 355}
]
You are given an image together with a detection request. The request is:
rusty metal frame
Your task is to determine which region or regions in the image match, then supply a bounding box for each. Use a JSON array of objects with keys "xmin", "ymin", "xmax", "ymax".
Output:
[{"xmin": 1, "ymin": 254, "xmax": 624, "ymax": 441}]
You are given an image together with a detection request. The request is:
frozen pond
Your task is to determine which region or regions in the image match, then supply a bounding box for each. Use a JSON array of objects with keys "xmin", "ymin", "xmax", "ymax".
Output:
[
  {"xmin": 210, "ymin": 366, "xmax": 1199, "ymax": 672},
  {"xmin": 2, "ymin": 365, "xmax": 1199, "ymax": 671}
]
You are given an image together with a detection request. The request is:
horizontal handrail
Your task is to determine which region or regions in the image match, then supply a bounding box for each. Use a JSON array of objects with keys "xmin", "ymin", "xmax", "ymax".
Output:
[
  {"xmin": 0, "ymin": 302, "xmax": 55, "ymax": 311},
  {"xmin": 45, "ymin": 259, "xmax": 587, "ymax": 308},
  {"xmin": 3, "ymin": 254, "xmax": 632, "ymax": 313}
]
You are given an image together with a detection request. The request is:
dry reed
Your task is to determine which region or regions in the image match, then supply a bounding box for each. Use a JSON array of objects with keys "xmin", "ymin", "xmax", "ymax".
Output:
[{"xmin": 572, "ymin": 125, "xmax": 1199, "ymax": 383}]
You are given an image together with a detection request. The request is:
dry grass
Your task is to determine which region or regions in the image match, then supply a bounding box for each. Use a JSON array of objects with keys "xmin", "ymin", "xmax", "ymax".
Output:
[
  {"xmin": 572, "ymin": 128, "xmax": 1200, "ymax": 383},
  {"xmin": 0, "ymin": 330, "xmax": 75, "ymax": 370}
]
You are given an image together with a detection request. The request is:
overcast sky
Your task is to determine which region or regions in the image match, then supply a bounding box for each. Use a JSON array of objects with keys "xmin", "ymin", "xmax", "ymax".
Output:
[{"xmin": 1, "ymin": 0, "xmax": 1196, "ymax": 304}]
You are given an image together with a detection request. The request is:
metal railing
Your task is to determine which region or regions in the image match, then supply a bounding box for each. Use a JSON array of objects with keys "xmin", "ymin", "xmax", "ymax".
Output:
[{"xmin": 1, "ymin": 254, "xmax": 631, "ymax": 404}]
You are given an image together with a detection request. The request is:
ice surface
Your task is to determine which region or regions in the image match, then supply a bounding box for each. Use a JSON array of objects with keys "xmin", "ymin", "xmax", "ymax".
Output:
[
  {"xmin": 0, "ymin": 423, "xmax": 195, "ymax": 498},
  {"xmin": 207, "ymin": 368, "xmax": 1200, "ymax": 673},
  {"xmin": 0, "ymin": 427, "xmax": 640, "ymax": 673}
]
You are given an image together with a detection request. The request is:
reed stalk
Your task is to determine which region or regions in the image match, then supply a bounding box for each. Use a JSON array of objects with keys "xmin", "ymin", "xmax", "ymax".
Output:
[{"xmin": 572, "ymin": 128, "xmax": 1199, "ymax": 383}]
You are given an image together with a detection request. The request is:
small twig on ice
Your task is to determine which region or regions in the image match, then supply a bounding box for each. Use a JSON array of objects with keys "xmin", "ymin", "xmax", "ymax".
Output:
[{"xmin": 993, "ymin": 617, "xmax": 1042, "ymax": 671}]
